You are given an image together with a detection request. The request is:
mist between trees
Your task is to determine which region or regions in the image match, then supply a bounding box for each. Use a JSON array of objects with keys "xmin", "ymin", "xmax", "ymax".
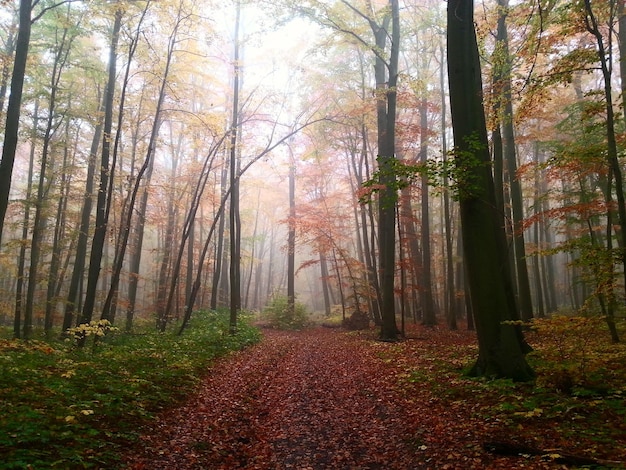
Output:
[{"xmin": 0, "ymin": 0, "xmax": 624, "ymax": 380}]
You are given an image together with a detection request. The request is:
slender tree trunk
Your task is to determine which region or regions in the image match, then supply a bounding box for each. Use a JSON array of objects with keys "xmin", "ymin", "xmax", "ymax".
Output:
[
  {"xmin": 45, "ymin": 117, "xmax": 73, "ymax": 335},
  {"xmin": 155, "ymin": 177, "xmax": 177, "ymax": 330},
  {"xmin": 399, "ymin": 187, "xmax": 419, "ymax": 321},
  {"xmin": 352, "ymin": 137, "xmax": 381, "ymax": 324},
  {"xmin": 154, "ymin": 130, "xmax": 184, "ymax": 331},
  {"xmin": 583, "ymin": 0, "xmax": 624, "ymax": 342},
  {"xmin": 63, "ymin": 92, "xmax": 102, "ymax": 331},
  {"xmin": 13, "ymin": 100, "xmax": 38, "ymax": 338},
  {"xmin": 120, "ymin": 12, "xmax": 152, "ymax": 331},
  {"xmin": 265, "ymin": 226, "xmax": 276, "ymax": 303},
  {"xmin": 105, "ymin": 2, "xmax": 161, "ymax": 325},
  {"xmin": 538, "ymin": 149, "xmax": 557, "ymax": 312},
  {"xmin": 0, "ymin": 0, "xmax": 32, "ymax": 241},
  {"xmin": 419, "ymin": 98, "xmax": 436, "ymax": 326},
  {"xmin": 25, "ymin": 17, "xmax": 74, "ymax": 338},
  {"xmin": 618, "ymin": 0, "xmax": 626, "ymax": 126},
  {"xmin": 496, "ymin": 0, "xmax": 533, "ymax": 321},
  {"xmin": 287, "ymin": 151, "xmax": 296, "ymax": 321},
  {"xmin": 229, "ymin": 0, "xmax": 242, "ymax": 334},
  {"xmin": 80, "ymin": 9, "xmax": 122, "ymax": 328},
  {"xmin": 440, "ymin": 43, "xmax": 456, "ymax": 330},
  {"xmin": 211, "ymin": 159, "xmax": 229, "ymax": 309},
  {"xmin": 244, "ymin": 191, "xmax": 261, "ymax": 309},
  {"xmin": 0, "ymin": 20, "xmax": 17, "ymax": 119}
]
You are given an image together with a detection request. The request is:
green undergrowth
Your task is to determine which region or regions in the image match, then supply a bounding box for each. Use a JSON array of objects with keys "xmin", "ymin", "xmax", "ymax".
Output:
[
  {"xmin": 261, "ymin": 295, "xmax": 310, "ymax": 330},
  {"xmin": 0, "ymin": 310, "xmax": 260, "ymax": 469},
  {"xmin": 395, "ymin": 317, "xmax": 626, "ymax": 465}
]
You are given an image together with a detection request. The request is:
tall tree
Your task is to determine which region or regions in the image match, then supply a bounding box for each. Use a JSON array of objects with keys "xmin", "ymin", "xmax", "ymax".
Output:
[
  {"xmin": 366, "ymin": 0, "xmax": 401, "ymax": 340},
  {"xmin": 0, "ymin": 0, "xmax": 32, "ymax": 242},
  {"xmin": 24, "ymin": 4, "xmax": 78, "ymax": 338},
  {"xmin": 418, "ymin": 96, "xmax": 436, "ymax": 326},
  {"xmin": 492, "ymin": 0, "xmax": 533, "ymax": 321},
  {"xmin": 583, "ymin": 0, "xmax": 623, "ymax": 342},
  {"xmin": 13, "ymin": 100, "xmax": 39, "ymax": 338},
  {"xmin": 447, "ymin": 0, "xmax": 534, "ymax": 381},
  {"xmin": 229, "ymin": 0, "xmax": 242, "ymax": 334},
  {"xmin": 79, "ymin": 8, "xmax": 122, "ymax": 327},
  {"xmin": 287, "ymin": 147, "xmax": 296, "ymax": 320}
]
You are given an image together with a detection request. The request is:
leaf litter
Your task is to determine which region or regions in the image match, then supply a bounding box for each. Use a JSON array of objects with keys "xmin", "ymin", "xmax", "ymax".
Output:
[{"xmin": 124, "ymin": 326, "xmax": 617, "ymax": 469}]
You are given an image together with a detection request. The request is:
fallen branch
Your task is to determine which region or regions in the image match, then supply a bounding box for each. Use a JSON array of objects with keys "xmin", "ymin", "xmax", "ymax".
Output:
[{"xmin": 483, "ymin": 441, "xmax": 623, "ymax": 468}]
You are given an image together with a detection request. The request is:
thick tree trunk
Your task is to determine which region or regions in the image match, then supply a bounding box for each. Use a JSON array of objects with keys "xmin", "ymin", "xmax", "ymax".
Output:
[
  {"xmin": 447, "ymin": 0, "xmax": 534, "ymax": 381},
  {"xmin": 376, "ymin": 0, "xmax": 400, "ymax": 341}
]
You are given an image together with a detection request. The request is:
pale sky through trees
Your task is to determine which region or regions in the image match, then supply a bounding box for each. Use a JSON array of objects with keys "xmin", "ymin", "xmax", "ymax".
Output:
[{"xmin": 0, "ymin": 0, "xmax": 623, "ymax": 339}]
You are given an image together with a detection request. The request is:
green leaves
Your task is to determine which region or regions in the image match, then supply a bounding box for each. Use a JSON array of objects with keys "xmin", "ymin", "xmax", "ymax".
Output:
[
  {"xmin": 0, "ymin": 310, "xmax": 260, "ymax": 468},
  {"xmin": 261, "ymin": 295, "xmax": 310, "ymax": 330},
  {"xmin": 359, "ymin": 135, "xmax": 490, "ymax": 206}
]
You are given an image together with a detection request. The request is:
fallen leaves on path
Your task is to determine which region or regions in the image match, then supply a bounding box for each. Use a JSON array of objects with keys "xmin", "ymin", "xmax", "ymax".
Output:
[{"xmin": 124, "ymin": 327, "xmax": 566, "ymax": 469}]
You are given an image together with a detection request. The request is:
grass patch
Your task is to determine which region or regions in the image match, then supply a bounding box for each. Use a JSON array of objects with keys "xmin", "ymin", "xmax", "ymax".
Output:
[{"xmin": 0, "ymin": 309, "xmax": 260, "ymax": 469}]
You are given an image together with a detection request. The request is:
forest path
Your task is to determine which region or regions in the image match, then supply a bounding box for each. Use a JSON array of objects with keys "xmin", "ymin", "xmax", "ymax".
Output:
[{"xmin": 124, "ymin": 328, "xmax": 553, "ymax": 469}]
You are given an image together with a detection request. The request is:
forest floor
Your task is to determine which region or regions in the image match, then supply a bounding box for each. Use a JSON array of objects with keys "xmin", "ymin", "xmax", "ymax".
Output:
[{"xmin": 122, "ymin": 325, "xmax": 626, "ymax": 470}]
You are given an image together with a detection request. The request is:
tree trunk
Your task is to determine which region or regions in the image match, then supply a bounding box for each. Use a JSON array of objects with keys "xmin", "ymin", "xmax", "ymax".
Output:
[
  {"xmin": 13, "ymin": 100, "xmax": 38, "ymax": 338},
  {"xmin": 45, "ymin": 117, "xmax": 73, "ymax": 335},
  {"xmin": 352, "ymin": 133, "xmax": 381, "ymax": 324},
  {"xmin": 243, "ymin": 191, "xmax": 261, "ymax": 309},
  {"xmin": 583, "ymin": 0, "xmax": 623, "ymax": 342},
  {"xmin": 0, "ymin": 19, "xmax": 17, "ymax": 119},
  {"xmin": 375, "ymin": 0, "xmax": 400, "ymax": 341},
  {"xmin": 618, "ymin": 0, "xmax": 626, "ymax": 128},
  {"xmin": 79, "ymin": 9, "xmax": 122, "ymax": 328},
  {"xmin": 211, "ymin": 159, "xmax": 229, "ymax": 310},
  {"xmin": 229, "ymin": 0, "xmax": 242, "ymax": 334},
  {"xmin": 0, "ymin": 0, "xmax": 32, "ymax": 242},
  {"xmin": 419, "ymin": 98, "xmax": 436, "ymax": 326},
  {"xmin": 25, "ymin": 15, "xmax": 74, "ymax": 338},
  {"xmin": 532, "ymin": 142, "xmax": 546, "ymax": 318},
  {"xmin": 63, "ymin": 91, "xmax": 103, "ymax": 331},
  {"xmin": 287, "ymin": 152, "xmax": 296, "ymax": 322},
  {"xmin": 495, "ymin": 0, "xmax": 533, "ymax": 321},
  {"xmin": 447, "ymin": 0, "xmax": 534, "ymax": 381},
  {"xmin": 440, "ymin": 43, "xmax": 457, "ymax": 330}
]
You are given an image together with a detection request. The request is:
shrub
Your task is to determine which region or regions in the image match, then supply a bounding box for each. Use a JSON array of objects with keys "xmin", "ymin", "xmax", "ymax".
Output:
[
  {"xmin": 66, "ymin": 319, "xmax": 118, "ymax": 349},
  {"xmin": 261, "ymin": 295, "xmax": 309, "ymax": 330},
  {"xmin": 342, "ymin": 309, "xmax": 370, "ymax": 330},
  {"xmin": 528, "ymin": 315, "xmax": 626, "ymax": 393}
]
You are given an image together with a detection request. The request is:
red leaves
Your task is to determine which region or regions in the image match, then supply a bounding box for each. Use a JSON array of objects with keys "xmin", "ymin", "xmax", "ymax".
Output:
[{"xmin": 124, "ymin": 327, "xmax": 562, "ymax": 469}]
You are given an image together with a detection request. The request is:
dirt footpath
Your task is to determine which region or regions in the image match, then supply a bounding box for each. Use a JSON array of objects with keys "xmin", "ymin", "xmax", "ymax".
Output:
[{"xmin": 124, "ymin": 328, "xmax": 556, "ymax": 469}]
